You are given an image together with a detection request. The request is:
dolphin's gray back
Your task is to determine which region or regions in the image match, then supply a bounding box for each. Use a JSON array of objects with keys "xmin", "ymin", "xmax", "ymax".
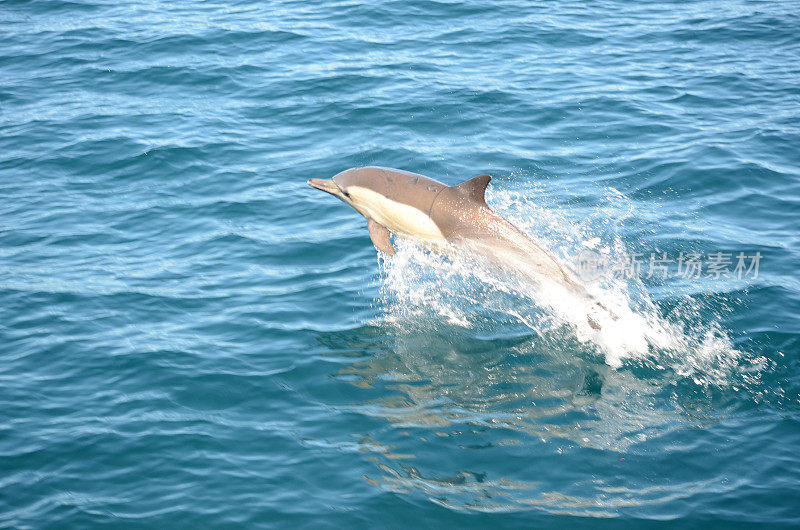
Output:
[
  {"xmin": 429, "ymin": 174, "xmax": 493, "ymax": 239},
  {"xmin": 430, "ymin": 174, "xmax": 586, "ymax": 292},
  {"xmin": 334, "ymin": 166, "xmax": 447, "ymax": 215}
]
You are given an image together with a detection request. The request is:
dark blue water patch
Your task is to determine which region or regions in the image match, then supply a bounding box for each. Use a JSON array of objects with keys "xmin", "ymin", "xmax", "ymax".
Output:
[{"xmin": 1, "ymin": 0, "xmax": 104, "ymax": 13}]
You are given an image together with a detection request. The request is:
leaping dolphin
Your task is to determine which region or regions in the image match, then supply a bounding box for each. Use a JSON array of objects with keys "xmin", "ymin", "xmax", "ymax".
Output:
[{"xmin": 308, "ymin": 166, "xmax": 614, "ymax": 330}]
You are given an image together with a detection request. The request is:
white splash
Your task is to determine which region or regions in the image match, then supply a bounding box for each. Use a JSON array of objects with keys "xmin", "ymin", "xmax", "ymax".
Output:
[{"xmin": 375, "ymin": 174, "xmax": 753, "ymax": 386}]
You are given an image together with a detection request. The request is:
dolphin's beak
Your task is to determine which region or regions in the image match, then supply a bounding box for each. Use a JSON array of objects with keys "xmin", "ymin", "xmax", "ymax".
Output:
[{"xmin": 307, "ymin": 178, "xmax": 341, "ymax": 196}]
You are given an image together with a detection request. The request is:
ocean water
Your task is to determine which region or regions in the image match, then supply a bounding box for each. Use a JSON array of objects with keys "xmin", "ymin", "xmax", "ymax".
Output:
[{"xmin": 2, "ymin": 0, "xmax": 799, "ymax": 527}]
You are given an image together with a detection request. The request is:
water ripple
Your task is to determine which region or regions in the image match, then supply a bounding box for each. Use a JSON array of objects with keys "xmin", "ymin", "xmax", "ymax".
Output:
[{"xmin": 2, "ymin": 0, "xmax": 800, "ymax": 526}]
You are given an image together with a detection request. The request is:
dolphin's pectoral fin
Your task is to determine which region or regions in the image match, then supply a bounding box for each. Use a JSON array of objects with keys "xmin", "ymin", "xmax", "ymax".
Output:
[
  {"xmin": 367, "ymin": 218, "xmax": 395, "ymax": 255},
  {"xmin": 452, "ymin": 174, "xmax": 492, "ymax": 207}
]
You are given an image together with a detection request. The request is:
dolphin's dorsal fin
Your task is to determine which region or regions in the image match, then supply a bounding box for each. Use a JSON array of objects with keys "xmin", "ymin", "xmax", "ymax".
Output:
[
  {"xmin": 367, "ymin": 218, "xmax": 395, "ymax": 255},
  {"xmin": 452, "ymin": 174, "xmax": 491, "ymax": 206}
]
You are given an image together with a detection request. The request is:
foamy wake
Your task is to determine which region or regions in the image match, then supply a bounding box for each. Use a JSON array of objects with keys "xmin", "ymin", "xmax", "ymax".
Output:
[{"xmin": 375, "ymin": 177, "xmax": 758, "ymax": 386}]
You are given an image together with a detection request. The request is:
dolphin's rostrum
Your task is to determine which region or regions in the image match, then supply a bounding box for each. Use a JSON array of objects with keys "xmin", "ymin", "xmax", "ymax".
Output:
[{"xmin": 308, "ymin": 166, "xmax": 614, "ymax": 330}]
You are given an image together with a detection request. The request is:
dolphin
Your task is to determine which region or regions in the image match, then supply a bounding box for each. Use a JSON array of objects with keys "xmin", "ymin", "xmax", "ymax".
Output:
[{"xmin": 308, "ymin": 166, "xmax": 614, "ymax": 329}]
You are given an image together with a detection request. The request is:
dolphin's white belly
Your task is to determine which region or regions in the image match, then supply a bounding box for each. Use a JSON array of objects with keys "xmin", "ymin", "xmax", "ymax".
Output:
[{"xmin": 348, "ymin": 186, "xmax": 446, "ymax": 244}]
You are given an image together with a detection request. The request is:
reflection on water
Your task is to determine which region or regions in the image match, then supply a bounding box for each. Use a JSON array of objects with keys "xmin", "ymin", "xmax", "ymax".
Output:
[{"xmin": 323, "ymin": 315, "xmax": 724, "ymax": 513}]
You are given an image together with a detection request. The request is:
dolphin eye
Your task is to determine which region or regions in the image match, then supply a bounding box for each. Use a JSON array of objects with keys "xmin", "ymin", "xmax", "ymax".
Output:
[{"xmin": 342, "ymin": 190, "xmax": 351, "ymax": 198}]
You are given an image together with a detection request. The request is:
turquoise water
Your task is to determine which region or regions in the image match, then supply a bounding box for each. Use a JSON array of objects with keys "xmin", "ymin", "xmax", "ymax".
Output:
[{"xmin": 2, "ymin": 0, "xmax": 800, "ymax": 526}]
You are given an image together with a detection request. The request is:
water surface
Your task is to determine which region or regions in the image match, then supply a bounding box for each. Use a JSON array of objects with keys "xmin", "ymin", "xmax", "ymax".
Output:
[{"xmin": 1, "ymin": 0, "xmax": 799, "ymax": 527}]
